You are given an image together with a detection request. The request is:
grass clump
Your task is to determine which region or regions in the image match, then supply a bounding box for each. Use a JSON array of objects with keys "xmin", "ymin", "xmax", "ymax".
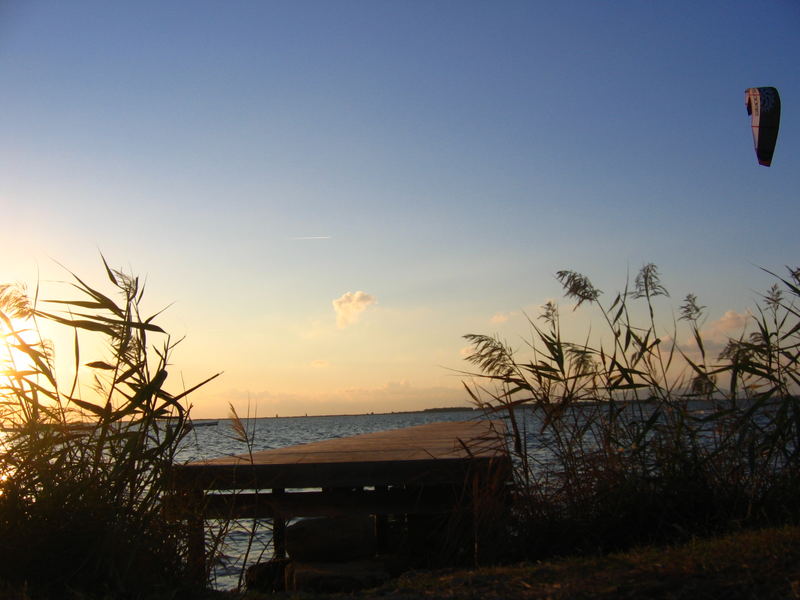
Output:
[
  {"xmin": 0, "ymin": 259, "xmax": 218, "ymax": 599},
  {"xmin": 463, "ymin": 263, "xmax": 800, "ymax": 560}
]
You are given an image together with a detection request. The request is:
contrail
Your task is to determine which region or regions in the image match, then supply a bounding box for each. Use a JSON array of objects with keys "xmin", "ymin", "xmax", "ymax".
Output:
[{"xmin": 289, "ymin": 236, "xmax": 332, "ymax": 240}]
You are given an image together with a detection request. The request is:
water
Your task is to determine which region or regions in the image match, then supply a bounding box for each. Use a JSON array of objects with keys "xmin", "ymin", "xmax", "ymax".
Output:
[
  {"xmin": 175, "ymin": 409, "xmax": 480, "ymax": 590},
  {"xmin": 176, "ymin": 399, "xmax": 784, "ymax": 590}
]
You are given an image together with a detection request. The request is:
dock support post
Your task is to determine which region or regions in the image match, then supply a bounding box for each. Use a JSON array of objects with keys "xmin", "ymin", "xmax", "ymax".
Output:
[
  {"xmin": 472, "ymin": 471, "xmax": 480, "ymax": 567},
  {"xmin": 374, "ymin": 485, "xmax": 389, "ymax": 553},
  {"xmin": 273, "ymin": 488, "xmax": 287, "ymax": 559},
  {"xmin": 185, "ymin": 489, "xmax": 206, "ymax": 585}
]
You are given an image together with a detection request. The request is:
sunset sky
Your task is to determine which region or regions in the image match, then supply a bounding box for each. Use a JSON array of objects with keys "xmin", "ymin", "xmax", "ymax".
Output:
[{"xmin": 1, "ymin": 1, "xmax": 798, "ymax": 418}]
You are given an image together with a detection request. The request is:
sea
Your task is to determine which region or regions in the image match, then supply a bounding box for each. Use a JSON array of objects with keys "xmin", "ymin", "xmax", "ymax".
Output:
[
  {"xmin": 175, "ymin": 409, "xmax": 481, "ymax": 590},
  {"xmin": 173, "ymin": 399, "xmax": 766, "ymax": 590}
]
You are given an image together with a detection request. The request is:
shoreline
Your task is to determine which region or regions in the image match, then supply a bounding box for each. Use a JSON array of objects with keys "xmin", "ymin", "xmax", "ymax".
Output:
[{"xmin": 192, "ymin": 406, "xmax": 480, "ymax": 421}]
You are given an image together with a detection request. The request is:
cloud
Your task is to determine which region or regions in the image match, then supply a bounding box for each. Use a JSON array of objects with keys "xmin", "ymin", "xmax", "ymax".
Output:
[
  {"xmin": 310, "ymin": 359, "xmax": 330, "ymax": 368},
  {"xmin": 490, "ymin": 312, "xmax": 512, "ymax": 324},
  {"xmin": 667, "ymin": 309, "xmax": 752, "ymax": 364},
  {"xmin": 702, "ymin": 310, "xmax": 751, "ymax": 344},
  {"xmin": 289, "ymin": 236, "xmax": 332, "ymax": 240},
  {"xmin": 332, "ymin": 291, "xmax": 376, "ymax": 328}
]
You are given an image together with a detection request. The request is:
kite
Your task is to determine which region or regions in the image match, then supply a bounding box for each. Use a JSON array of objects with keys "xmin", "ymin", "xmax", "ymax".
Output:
[{"xmin": 745, "ymin": 87, "xmax": 781, "ymax": 166}]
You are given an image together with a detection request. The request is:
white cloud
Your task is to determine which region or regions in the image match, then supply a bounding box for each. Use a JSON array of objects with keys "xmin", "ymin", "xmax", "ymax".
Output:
[
  {"xmin": 668, "ymin": 309, "xmax": 753, "ymax": 362},
  {"xmin": 332, "ymin": 291, "xmax": 376, "ymax": 328},
  {"xmin": 702, "ymin": 309, "xmax": 751, "ymax": 344},
  {"xmin": 490, "ymin": 312, "xmax": 512, "ymax": 324}
]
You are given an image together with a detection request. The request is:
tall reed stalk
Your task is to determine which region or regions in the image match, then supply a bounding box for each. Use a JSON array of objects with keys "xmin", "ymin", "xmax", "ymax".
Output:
[
  {"xmin": 0, "ymin": 259, "xmax": 219, "ymax": 598},
  {"xmin": 463, "ymin": 264, "xmax": 800, "ymax": 558}
]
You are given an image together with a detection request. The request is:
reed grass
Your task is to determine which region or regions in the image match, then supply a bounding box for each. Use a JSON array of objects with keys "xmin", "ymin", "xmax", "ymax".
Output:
[
  {"xmin": 463, "ymin": 264, "xmax": 800, "ymax": 560},
  {"xmin": 226, "ymin": 402, "xmax": 275, "ymax": 593},
  {"xmin": 0, "ymin": 259, "xmax": 219, "ymax": 598}
]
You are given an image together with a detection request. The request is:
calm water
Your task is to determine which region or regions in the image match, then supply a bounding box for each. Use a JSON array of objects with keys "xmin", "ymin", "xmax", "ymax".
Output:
[
  {"xmin": 176, "ymin": 409, "xmax": 480, "ymax": 590},
  {"xmin": 176, "ymin": 400, "xmax": 762, "ymax": 590}
]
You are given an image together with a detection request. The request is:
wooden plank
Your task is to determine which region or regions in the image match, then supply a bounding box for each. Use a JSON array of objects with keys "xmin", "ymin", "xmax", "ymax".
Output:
[
  {"xmin": 192, "ymin": 420, "xmax": 505, "ymax": 465},
  {"xmin": 172, "ymin": 420, "xmax": 508, "ymax": 491},
  {"xmin": 173, "ymin": 455, "xmax": 505, "ymax": 490},
  {"xmin": 198, "ymin": 487, "xmax": 464, "ymax": 519}
]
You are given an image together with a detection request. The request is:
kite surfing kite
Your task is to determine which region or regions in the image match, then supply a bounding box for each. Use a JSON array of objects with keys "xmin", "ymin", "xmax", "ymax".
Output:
[{"xmin": 745, "ymin": 87, "xmax": 781, "ymax": 166}]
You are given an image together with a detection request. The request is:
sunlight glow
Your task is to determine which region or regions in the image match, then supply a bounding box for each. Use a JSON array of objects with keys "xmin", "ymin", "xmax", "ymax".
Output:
[
  {"xmin": 1, "ymin": 316, "xmax": 39, "ymax": 371},
  {"xmin": 0, "ymin": 315, "xmax": 42, "ymax": 419}
]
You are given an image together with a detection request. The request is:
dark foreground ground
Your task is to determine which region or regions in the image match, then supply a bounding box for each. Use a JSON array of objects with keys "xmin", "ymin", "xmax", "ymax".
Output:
[{"xmin": 239, "ymin": 525, "xmax": 800, "ymax": 600}]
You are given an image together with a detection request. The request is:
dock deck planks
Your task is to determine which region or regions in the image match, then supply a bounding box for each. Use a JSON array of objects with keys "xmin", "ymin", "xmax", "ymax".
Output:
[
  {"xmin": 171, "ymin": 419, "xmax": 510, "ymax": 574},
  {"xmin": 172, "ymin": 419, "xmax": 508, "ymax": 490}
]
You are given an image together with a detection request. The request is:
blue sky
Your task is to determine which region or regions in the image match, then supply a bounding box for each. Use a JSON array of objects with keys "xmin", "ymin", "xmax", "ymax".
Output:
[{"xmin": 1, "ymin": 1, "xmax": 798, "ymax": 417}]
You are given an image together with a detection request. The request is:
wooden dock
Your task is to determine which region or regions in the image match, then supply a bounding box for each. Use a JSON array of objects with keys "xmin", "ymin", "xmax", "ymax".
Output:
[{"xmin": 171, "ymin": 419, "xmax": 511, "ymax": 576}]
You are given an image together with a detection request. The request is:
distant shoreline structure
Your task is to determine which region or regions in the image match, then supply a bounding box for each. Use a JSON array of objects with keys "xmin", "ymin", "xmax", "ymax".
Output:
[
  {"xmin": 194, "ymin": 406, "xmax": 480, "ymax": 421},
  {"xmin": 198, "ymin": 396, "xmax": 793, "ymax": 422}
]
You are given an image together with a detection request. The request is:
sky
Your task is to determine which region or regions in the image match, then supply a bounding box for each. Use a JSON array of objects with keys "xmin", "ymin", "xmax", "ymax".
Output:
[{"xmin": 0, "ymin": 1, "xmax": 798, "ymax": 418}]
